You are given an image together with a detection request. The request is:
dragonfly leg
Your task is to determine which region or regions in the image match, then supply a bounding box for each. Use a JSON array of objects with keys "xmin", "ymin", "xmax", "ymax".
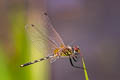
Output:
[
  {"xmin": 69, "ymin": 56, "xmax": 84, "ymax": 69},
  {"xmin": 72, "ymin": 56, "xmax": 77, "ymax": 62}
]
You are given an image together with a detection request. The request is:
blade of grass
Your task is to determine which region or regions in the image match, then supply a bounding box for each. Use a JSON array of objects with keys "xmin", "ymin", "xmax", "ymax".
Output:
[
  {"xmin": 0, "ymin": 43, "xmax": 11, "ymax": 80},
  {"xmin": 27, "ymin": 1, "xmax": 50, "ymax": 80},
  {"xmin": 8, "ymin": 5, "xmax": 31, "ymax": 80},
  {"xmin": 82, "ymin": 57, "xmax": 89, "ymax": 80}
]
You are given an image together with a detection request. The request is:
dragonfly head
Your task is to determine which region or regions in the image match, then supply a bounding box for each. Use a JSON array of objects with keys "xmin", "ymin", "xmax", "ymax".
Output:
[
  {"xmin": 67, "ymin": 45, "xmax": 80, "ymax": 56},
  {"xmin": 72, "ymin": 46, "xmax": 80, "ymax": 55}
]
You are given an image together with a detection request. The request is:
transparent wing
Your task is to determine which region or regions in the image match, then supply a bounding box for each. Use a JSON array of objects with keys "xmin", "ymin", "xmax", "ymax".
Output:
[
  {"xmin": 41, "ymin": 12, "xmax": 65, "ymax": 47},
  {"xmin": 25, "ymin": 11, "xmax": 65, "ymax": 55}
]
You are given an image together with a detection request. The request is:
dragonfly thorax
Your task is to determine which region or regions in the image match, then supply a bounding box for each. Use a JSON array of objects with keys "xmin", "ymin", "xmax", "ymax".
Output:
[{"xmin": 60, "ymin": 47, "xmax": 73, "ymax": 56}]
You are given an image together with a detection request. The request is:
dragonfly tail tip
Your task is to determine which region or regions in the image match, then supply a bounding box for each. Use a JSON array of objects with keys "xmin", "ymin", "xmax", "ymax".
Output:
[{"xmin": 20, "ymin": 64, "xmax": 24, "ymax": 67}]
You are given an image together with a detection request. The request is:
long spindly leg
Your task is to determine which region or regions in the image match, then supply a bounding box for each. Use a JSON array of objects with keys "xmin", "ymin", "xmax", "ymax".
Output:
[
  {"xmin": 20, "ymin": 55, "xmax": 53, "ymax": 67},
  {"xmin": 72, "ymin": 56, "xmax": 77, "ymax": 62},
  {"xmin": 69, "ymin": 56, "xmax": 84, "ymax": 69}
]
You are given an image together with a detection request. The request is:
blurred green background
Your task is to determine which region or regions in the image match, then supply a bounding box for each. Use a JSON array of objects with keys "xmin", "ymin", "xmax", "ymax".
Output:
[
  {"xmin": 0, "ymin": 0, "xmax": 49, "ymax": 80},
  {"xmin": 0, "ymin": 0, "xmax": 120, "ymax": 80}
]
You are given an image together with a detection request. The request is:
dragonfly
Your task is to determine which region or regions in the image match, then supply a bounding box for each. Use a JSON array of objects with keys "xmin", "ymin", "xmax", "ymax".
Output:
[{"xmin": 20, "ymin": 12, "xmax": 84, "ymax": 69}]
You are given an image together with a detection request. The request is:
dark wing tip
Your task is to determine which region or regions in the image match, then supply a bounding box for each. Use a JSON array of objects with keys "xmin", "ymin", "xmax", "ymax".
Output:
[
  {"xmin": 31, "ymin": 24, "xmax": 35, "ymax": 27},
  {"xmin": 44, "ymin": 12, "xmax": 48, "ymax": 16},
  {"xmin": 25, "ymin": 24, "xmax": 35, "ymax": 29}
]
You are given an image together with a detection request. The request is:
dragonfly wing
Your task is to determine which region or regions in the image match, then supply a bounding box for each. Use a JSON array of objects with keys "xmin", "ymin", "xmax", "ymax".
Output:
[
  {"xmin": 25, "ymin": 24, "xmax": 58, "ymax": 55},
  {"xmin": 41, "ymin": 12, "xmax": 65, "ymax": 47},
  {"xmin": 25, "ymin": 11, "xmax": 65, "ymax": 55}
]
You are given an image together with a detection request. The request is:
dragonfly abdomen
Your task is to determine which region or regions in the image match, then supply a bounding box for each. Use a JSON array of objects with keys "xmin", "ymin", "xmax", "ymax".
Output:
[{"xmin": 20, "ymin": 55, "xmax": 53, "ymax": 67}]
